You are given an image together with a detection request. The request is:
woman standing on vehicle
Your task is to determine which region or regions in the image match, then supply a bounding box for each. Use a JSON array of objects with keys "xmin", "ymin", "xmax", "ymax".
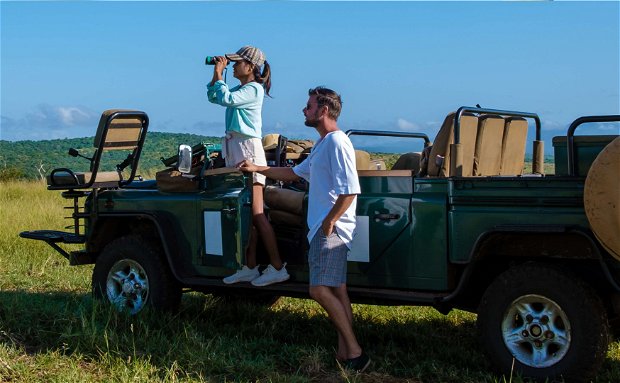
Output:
[{"xmin": 207, "ymin": 46, "xmax": 289, "ymax": 286}]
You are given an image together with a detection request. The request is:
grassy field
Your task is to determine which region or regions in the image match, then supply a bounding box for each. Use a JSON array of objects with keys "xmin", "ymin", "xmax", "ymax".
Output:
[{"xmin": 1, "ymin": 181, "xmax": 618, "ymax": 383}]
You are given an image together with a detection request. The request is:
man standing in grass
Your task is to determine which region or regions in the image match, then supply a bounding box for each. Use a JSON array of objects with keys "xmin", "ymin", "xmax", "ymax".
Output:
[{"xmin": 237, "ymin": 86, "xmax": 369, "ymax": 372}]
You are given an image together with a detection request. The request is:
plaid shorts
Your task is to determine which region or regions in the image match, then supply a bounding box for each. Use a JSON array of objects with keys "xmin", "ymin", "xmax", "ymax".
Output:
[{"xmin": 308, "ymin": 230, "xmax": 348, "ymax": 287}]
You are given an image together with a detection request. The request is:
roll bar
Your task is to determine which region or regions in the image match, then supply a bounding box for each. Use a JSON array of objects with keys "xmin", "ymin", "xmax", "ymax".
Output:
[{"xmin": 566, "ymin": 115, "xmax": 620, "ymax": 176}]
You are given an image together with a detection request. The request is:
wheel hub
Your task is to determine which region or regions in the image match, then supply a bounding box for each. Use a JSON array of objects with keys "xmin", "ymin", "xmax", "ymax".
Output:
[
  {"xmin": 106, "ymin": 259, "xmax": 149, "ymax": 314},
  {"xmin": 501, "ymin": 294, "xmax": 571, "ymax": 368}
]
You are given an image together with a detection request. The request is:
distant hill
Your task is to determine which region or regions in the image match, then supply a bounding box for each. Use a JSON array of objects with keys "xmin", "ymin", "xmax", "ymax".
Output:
[
  {"xmin": 0, "ymin": 132, "xmax": 221, "ymax": 180},
  {"xmin": 0, "ymin": 131, "xmax": 558, "ymax": 181}
]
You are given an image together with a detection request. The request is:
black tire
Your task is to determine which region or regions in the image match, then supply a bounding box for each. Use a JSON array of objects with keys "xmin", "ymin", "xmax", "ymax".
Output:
[
  {"xmin": 477, "ymin": 263, "xmax": 609, "ymax": 382},
  {"xmin": 92, "ymin": 235, "xmax": 182, "ymax": 314}
]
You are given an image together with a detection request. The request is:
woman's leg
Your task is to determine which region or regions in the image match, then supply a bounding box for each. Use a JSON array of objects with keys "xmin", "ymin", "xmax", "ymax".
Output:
[
  {"xmin": 251, "ymin": 183, "xmax": 283, "ymax": 269},
  {"xmin": 245, "ymin": 226, "xmax": 257, "ymax": 268}
]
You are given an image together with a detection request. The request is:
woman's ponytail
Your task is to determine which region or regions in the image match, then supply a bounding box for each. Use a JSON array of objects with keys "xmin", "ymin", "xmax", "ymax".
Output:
[{"xmin": 253, "ymin": 61, "xmax": 272, "ymax": 97}]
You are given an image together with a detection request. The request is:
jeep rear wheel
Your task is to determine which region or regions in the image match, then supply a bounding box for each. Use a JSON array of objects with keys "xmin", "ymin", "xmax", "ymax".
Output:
[
  {"xmin": 92, "ymin": 235, "xmax": 181, "ymax": 314},
  {"xmin": 477, "ymin": 263, "xmax": 609, "ymax": 382}
]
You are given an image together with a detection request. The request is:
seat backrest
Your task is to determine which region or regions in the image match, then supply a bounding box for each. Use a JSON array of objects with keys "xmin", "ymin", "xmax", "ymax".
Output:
[
  {"xmin": 500, "ymin": 117, "xmax": 528, "ymax": 175},
  {"xmin": 355, "ymin": 150, "xmax": 371, "ymax": 171},
  {"xmin": 473, "ymin": 115, "xmax": 505, "ymax": 176},
  {"xmin": 94, "ymin": 109, "xmax": 145, "ymax": 150},
  {"xmin": 427, "ymin": 112, "xmax": 479, "ymax": 176},
  {"xmin": 262, "ymin": 133, "xmax": 280, "ymax": 151},
  {"xmin": 264, "ymin": 186, "xmax": 305, "ymax": 215},
  {"xmin": 391, "ymin": 152, "xmax": 421, "ymax": 173},
  {"xmin": 47, "ymin": 109, "xmax": 148, "ymax": 190}
]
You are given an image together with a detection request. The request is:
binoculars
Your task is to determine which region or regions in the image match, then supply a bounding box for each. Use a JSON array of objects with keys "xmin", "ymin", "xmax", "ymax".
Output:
[{"xmin": 205, "ymin": 56, "xmax": 227, "ymax": 65}]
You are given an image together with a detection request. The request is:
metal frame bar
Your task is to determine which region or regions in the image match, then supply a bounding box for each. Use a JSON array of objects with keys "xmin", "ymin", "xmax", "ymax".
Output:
[
  {"xmin": 454, "ymin": 106, "xmax": 541, "ymax": 144},
  {"xmin": 345, "ymin": 129, "xmax": 431, "ymax": 147},
  {"xmin": 566, "ymin": 115, "xmax": 620, "ymax": 176}
]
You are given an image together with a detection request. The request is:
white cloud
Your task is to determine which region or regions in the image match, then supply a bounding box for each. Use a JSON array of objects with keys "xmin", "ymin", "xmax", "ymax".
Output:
[
  {"xmin": 540, "ymin": 119, "xmax": 566, "ymax": 131},
  {"xmin": 596, "ymin": 123, "xmax": 620, "ymax": 132},
  {"xmin": 396, "ymin": 118, "xmax": 419, "ymax": 131},
  {"xmin": 1, "ymin": 104, "xmax": 99, "ymax": 141},
  {"xmin": 57, "ymin": 107, "xmax": 93, "ymax": 126}
]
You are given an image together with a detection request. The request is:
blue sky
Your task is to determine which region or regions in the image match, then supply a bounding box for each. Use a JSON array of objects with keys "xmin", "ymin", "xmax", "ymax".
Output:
[{"xmin": 1, "ymin": 1, "xmax": 619, "ymax": 153}]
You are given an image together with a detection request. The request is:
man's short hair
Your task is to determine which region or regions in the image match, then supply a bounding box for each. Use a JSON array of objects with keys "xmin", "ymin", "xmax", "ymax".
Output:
[{"xmin": 308, "ymin": 86, "xmax": 342, "ymax": 121}]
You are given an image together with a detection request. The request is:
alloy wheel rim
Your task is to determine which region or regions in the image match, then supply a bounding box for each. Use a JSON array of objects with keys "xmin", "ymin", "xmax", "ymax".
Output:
[
  {"xmin": 106, "ymin": 259, "xmax": 149, "ymax": 314},
  {"xmin": 501, "ymin": 294, "xmax": 571, "ymax": 368}
]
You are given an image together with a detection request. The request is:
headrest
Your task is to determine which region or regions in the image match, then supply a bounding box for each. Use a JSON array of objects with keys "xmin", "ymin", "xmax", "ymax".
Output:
[
  {"xmin": 355, "ymin": 150, "xmax": 370, "ymax": 171},
  {"xmin": 262, "ymin": 134, "xmax": 280, "ymax": 151}
]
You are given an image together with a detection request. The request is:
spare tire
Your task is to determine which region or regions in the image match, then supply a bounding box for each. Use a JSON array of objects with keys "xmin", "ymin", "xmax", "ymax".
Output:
[{"xmin": 584, "ymin": 136, "xmax": 620, "ymax": 260}]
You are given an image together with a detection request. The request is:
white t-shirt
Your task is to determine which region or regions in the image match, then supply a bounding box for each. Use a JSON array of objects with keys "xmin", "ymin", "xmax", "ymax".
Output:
[{"xmin": 293, "ymin": 130, "xmax": 361, "ymax": 249}]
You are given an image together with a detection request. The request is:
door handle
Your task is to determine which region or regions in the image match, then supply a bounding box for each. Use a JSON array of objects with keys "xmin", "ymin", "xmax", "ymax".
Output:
[{"xmin": 374, "ymin": 213, "xmax": 400, "ymax": 221}]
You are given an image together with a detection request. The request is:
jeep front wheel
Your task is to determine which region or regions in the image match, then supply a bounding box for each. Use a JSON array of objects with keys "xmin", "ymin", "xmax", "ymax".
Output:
[
  {"xmin": 477, "ymin": 263, "xmax": 609, "ymax": 382},
  {"xmin": 92, "ymin": 235, "xmax": 181, "ymax": 314}
]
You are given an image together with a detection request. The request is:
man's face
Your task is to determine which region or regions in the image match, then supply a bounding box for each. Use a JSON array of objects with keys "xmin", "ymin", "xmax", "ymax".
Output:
[{"xmin": 303, "ymin": 95, "xmax": 321, "ymax": 127}]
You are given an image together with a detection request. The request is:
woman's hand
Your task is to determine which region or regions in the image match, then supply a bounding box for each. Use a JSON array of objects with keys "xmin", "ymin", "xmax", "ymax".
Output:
[
  {"xmin": 213, "ymin": 56, "xmax": 228, "ymax": 74},
  {"xmin": 209, "ymin": 56, "xmax": 228, "ymax": 84}
]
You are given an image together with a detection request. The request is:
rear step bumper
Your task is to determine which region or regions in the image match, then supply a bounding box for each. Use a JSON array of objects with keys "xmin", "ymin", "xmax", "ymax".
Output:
[
  {"xmin": 19, "ymin": 230, "xmax": 94, "ymax": 265},
  {"xmin": 20, "ymin": 230, "xmax": 85, "ymax": 243}
]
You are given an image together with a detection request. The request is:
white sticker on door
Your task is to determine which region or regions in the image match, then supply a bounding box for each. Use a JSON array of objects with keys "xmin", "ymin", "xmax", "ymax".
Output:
[
  {"xmin": 204, "ymin": 211, "xmax": 223, "ymax": 256},
  {"xmin": 348, "ymin": 216, "xmax": 369, "ymax": 263}
]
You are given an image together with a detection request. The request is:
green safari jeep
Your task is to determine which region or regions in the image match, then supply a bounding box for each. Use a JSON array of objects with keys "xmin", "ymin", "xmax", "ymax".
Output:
[{"xmin": 20, "ymin": 107, "xmax": 620, "ymax": 381}]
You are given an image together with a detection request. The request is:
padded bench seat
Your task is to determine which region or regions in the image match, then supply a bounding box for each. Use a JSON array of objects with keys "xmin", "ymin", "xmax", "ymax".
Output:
[
  {"xmin": 264, "ymin": 186, "xmax": 306, "ymax": 227},
  {"xmin": 47, "ymin": 171, "xmax": 121, "ymax": 187}
]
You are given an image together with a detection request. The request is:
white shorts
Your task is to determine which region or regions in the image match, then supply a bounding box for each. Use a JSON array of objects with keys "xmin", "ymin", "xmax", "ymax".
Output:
[{"xmin": 222, "ymin": 132, "xmax": 267, "ymax": 185}]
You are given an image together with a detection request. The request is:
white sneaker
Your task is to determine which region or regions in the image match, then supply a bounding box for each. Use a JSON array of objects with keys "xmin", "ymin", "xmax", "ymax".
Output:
[
  {"xmin": 223, "ymin": 265, "xmax": 260, "ymax": 284},
  {"xmin": 251, "ymin": 263, "xmax": 290, "ymax": 287}
]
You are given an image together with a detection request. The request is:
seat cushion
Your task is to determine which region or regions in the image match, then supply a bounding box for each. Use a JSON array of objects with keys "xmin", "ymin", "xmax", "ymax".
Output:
[
  {"xmin": 262, "ymin": 134, "xmax": 280, "ymax": 150},
  {"xmin": 268, "ymin": 210, "xmax": 305, "ymax": 226},
  {"xmin": 474, "ymin": 115, "xmax": 505, "ymax": 176},
  {"xmin": 47, "ymin": 171, "xmax": 121, "ymax": 187},
  {"xmin": 94, "ymin": 109, "xmax": 144, "ymax": 150},
  {"xmin": 428, "ymin": 112, "xmax": 479, "ymax": 176},
  {"xmin": 355, "ymin": 150, "xmax": 370, "ymax": 171},
  {"xmin": 500, "ymin": 117, "xmax": 528, "ymax": 175},
  {"xmin": 264, "ymin": 186, "xmax": 305, "ymax": 215},
  {"xmin": 391, "ymin": 152, "xmax": 421, "ymax": 172}
]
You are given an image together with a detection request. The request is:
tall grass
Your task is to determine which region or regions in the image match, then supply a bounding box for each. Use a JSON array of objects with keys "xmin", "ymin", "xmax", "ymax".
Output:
[{"xmin": 0, "ymin": 181, "xmax": 618, "ymax": 382}]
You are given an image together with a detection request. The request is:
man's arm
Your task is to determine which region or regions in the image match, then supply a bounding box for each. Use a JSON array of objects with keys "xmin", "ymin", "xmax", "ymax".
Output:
[
  {"xmin": 237, "ymin": 160, "xmax": 300, "ymax": 182},
  {"xmin": 322, "ymin": 194, "xmax": 357, "ymax": 236}
]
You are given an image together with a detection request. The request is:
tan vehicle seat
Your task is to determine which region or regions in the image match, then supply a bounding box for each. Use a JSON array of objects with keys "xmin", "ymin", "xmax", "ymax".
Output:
[
  {"xmin": 264, "ymin": 186, "xmax": 305, "ymax": 227},
  {"xmin": 391, "ymin": 152, "xmax": 422, "ymax": 173},
  {"xmin": 473, "ymin": 115, "xmax": 505, "ymax": 176},
  {"xmin": 355, "ymin": 150, "xmax": 371, "ymax": 171},
  {"xmin": 500, "ymin": 117, "xmax": 528, "ymax": 175},
  {"xmin": 427, "ymin": 112, "xmax": 479, "ymax": 177},
  {"xmin": 47, "ymin": 109, "xmax": 147, "ymax": 188}
]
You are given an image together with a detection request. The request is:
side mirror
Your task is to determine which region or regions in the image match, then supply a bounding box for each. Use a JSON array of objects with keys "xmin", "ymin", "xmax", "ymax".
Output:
[{"xmin": 177, "ymin": 144, "xmax": 192, "ymax": 174}]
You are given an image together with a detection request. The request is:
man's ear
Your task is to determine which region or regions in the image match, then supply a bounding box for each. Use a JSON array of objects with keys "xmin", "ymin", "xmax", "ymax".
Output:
[{"xmin": 319, "ymin": 105, "xmax": 329, "ymax": 118}]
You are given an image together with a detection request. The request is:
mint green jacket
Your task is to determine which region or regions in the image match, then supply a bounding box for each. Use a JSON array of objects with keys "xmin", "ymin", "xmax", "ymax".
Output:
[{"xmin": 207, "ymin": 80, "xmax": 264, "ymax": 138}]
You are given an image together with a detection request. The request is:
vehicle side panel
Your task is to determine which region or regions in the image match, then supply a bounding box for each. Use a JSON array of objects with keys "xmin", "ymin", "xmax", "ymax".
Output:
[{"xmin": 447, "ymin": 178, "xmax": 590, "ymax": 263}]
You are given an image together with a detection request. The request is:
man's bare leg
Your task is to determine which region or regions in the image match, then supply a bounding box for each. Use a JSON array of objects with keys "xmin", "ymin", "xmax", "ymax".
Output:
[
  {"xmin": 309, "ymin": 285, "xmax": 361, "ymax": 359},
  {"xmin": 333, "ymin": 284, "xmax": 354, "ymax": 361}
]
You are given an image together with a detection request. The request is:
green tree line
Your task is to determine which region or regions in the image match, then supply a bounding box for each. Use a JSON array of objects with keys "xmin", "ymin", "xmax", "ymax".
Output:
[{"xmin": 0, "ymin": 132, "xmax": 220, "ymax": 181}]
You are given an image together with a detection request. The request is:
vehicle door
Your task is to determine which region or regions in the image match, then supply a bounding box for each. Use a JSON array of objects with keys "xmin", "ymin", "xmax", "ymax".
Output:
[
  {"xmin": 345, "ymin": 131, "xmax": 430, "ymax": 289},
  {"xmin": 197, "ymin": 169, "xmax": 251, "ymax": 275}
]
